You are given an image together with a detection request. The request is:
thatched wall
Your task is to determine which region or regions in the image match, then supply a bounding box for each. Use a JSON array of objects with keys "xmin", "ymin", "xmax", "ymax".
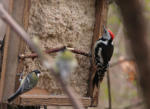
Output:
[{"xmin": 23, "ymin": 0, "xmax": 95, "ymax": 96}]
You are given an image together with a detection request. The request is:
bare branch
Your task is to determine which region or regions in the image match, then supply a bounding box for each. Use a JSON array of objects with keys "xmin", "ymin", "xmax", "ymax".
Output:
[
  {"xmin": 19, "ymin": 46, "xmax": 91, "ymax": 59},
  {"xmin": 106, "ymin": 69, "xmax": 112, "ymax": 109}
]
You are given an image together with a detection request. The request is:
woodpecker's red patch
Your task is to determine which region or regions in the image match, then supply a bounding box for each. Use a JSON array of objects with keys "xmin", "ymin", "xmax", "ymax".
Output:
[{"xmin": 108, "ymin": 30, "xmax": 114, "ymax": 40}]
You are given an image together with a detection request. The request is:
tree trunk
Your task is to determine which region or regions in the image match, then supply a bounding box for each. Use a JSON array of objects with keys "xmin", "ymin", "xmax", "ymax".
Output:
[{"xmin": 116, "ymin": 0, "xmax": 150, "ymax": 108}]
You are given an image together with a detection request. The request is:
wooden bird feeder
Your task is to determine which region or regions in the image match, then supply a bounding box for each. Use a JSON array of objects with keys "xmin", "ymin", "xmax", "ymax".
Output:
[{"xmin": 0, "ymin": 0, "xmax": 108, "ymax": 108}]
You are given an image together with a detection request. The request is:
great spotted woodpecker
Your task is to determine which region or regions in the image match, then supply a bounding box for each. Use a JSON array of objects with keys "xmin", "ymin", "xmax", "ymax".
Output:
[{"xmin": 93, "ymin": 27, "xmax": 114, "ymax": 87}]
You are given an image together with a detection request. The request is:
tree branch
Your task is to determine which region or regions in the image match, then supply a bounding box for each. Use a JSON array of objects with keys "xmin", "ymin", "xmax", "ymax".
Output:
[
  {"xmin": 107, "ymin": 69, "xmax": 112, "ymax": 109},
  {"xmin": 19, "ymin": 46, "xmax": 91, "ymax": 59}
]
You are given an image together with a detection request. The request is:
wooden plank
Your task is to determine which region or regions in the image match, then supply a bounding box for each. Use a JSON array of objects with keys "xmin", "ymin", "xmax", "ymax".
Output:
[
  {"xmin": 20, "ymin": 96, "xmax": 91, "ymax": 106},
  {"xmin": 15, "ymin": 0, "xmax": 30, "ymax": 91},
  {"xmin": 14, "ymin": 88, "xmax": 91, "ymax": 106},
  {"xmin": 0, "ymin": 0, "xmax": 27, "ymax": 103},
  {"xmin": 0, "ymin": 0, "xmax": 13, "ymax": 103},
  {"xmin": 89, "ymin": 0, "xmax": 108, "ymax": 106},
  {"xmin": 0, "ymin": 0, "xmax": 10, "ymax": 41}
]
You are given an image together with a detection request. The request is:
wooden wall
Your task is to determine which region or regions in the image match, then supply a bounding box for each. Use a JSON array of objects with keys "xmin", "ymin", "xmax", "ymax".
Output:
[
  {"xmin": 0, "ymin": 0, "xmax": 30, "ymax": 103},
  {"xmin": 0, "ymin": 0, "xmax": 109, "ymax": 107}
]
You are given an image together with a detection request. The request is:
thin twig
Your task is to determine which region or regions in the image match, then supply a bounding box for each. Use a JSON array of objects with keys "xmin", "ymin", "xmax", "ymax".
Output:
[
  {"xmin": 71, "ymin": 48, "xmax": 91, "ymax": 57},
  {"xmin": 19, "ymin": 46, "xmax": 66, "ymax": 59},
  {"xmin": 0, "ymin": 4, "xmax": 84, "ymax": 109},
  {"xmin": 107, "ymin": 69, "xmax": 112, "ymax": 109},
  {"xmin": 19, "ymin": 46, "xmax": 91, "ymax": 59}
]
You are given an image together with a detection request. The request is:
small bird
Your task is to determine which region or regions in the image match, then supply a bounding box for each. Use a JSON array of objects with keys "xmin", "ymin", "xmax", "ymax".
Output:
[
  {"xmin": 54, "ymin": 48, "xmax": 77, "ymax": 82},
  {"xmin": 8, "ymin": 70, "xmax": 41, "ymax": 102},
  {"xmin": 93, "ymin": 26, "xmax": 114, "ymax": 87}
]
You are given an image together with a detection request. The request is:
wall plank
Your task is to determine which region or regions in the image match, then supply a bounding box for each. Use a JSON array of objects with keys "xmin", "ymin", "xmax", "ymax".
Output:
[
  {"xmin": 89, "ymin": 0, "xmax": 108, "ymax": 106},
  {"xmin": 0, "ymin": 0, "xmax": 27, "ymax": 103}
]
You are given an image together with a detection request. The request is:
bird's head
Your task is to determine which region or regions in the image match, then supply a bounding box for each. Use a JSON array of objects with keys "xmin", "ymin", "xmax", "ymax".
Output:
[
  {"xmin": 103, "ymin": 26, "xmax": 115, "ymax": 41},
  {"xmin": 33, "ymin": 70, "xmax": 41, "ymax": 77}
]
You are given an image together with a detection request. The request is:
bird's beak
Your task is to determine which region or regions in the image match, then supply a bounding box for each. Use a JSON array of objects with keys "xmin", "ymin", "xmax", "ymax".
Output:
[{"xmin": 103, "ymin": 25, "xmax": 107, "ymax": 33}]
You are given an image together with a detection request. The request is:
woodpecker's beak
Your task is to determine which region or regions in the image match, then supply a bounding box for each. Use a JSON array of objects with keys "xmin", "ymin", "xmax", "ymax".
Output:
[{"xmin": 103, "ymin": 25, "xmax": 107, "ymax": 33}]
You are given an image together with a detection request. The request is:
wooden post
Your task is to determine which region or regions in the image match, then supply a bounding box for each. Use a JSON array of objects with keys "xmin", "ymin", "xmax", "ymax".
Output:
[
  {"xmin": 0, "ymin": 0, "xmax": 10, "ymax": 41},
  {"xmin": 15, "ymin": 0, "xmax": 30, "ymax": 92},
  {"xmin": 89, "ymin": 0, "xmax": 108, "ymax": 106},
  {"xmin": 0, "ymin": 0, "xmax": 10, "ymax": 80},
  {"xmin": 0, "ymin": 0, "xmax": 29, "ymax": 104},
  {"xmin": 0, "ymin": 0, "xmax": 13, "ymax": 103}
]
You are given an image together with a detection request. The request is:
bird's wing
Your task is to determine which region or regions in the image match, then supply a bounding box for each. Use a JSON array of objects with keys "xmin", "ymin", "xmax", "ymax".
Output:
[
  {"xmin": 20, "ymin": 73, "xmax": 35, "ymax": 93},
  {"xmin": 101, "ymin": 44, "xmax": 114, "ymax": 65},
  {"xmin": 94, "ymin": 42, "xmax": 104, "ymax": 66}
]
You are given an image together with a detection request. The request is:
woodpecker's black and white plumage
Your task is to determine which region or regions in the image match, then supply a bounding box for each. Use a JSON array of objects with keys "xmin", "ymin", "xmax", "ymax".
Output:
[{"xmin": 93, "ymin": 27, "xmax": 114, "ymax": 87}]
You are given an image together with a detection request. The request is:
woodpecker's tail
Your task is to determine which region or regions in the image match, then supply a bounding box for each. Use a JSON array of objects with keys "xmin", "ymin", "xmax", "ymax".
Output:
[
  {"xmin": 93, "ymin": 68, "xmax": 107, "ymax": 88},
  {"xmin": 93, "ymin": 71, "xmax": 99, "ymax": 88},
  {"xmin": 8, "ymin": 88, "xmax": 21, "ymax": 102}
]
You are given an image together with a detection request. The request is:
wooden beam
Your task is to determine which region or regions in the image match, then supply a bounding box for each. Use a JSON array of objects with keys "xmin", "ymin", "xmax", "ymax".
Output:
[
  {"xmin": 0, "ymin": 0, "xmax": 13, "ymax": 103},
  {"xmin": 89, "ymin": 0, "xmax": 108, "ymax": 106},
  {"xmin": 20, "ymin": 96, "xmax": 91, "ymax": 106},
  {"xmin": 13, "ymin": 88, "xmax": 92, "ymax": 106},
  {"xmin": 0, "ymin": 0, "xmax": 28, "ymax": 103},
  {"xmin": 0, "ymin": 0, "xmax": 10, "ymax": 41},
  {"xmin": 15, "ymin": 0, "xmax": 30, "ymax": 91}
]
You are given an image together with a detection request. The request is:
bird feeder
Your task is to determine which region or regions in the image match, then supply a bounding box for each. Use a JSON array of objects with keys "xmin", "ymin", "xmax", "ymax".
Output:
[{"xmin": 0, "ymin": 0, "xmax": 108, "ymax": 108}]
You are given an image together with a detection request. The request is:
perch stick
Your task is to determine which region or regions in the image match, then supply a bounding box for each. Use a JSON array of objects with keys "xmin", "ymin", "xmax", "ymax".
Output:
[
  {"xmin": 0, "ymin": 4, "xmax": 84, "ymax": 109},
  {"xmin": 106, "ymin": 69, "xmax": 112, "ymax": 109},
  {"xmin": 19, "ymin": 46, "xmax": 91, "ymax": 59}
]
